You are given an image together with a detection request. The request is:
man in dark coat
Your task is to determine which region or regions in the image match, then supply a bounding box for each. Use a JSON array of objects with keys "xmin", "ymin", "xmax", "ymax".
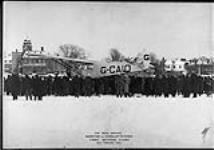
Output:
[
  {"xmin": 19, "ymin": 76, "xmax": 25, "ymax": 96},
  {"xmin": 94, "ymin": 77, "xmax": 100, "ymax": 96},
  {"xmin": 204, "ymin": 76, "xmax": 212, "ymax": 96},
  {"xmin": 177, "ymin": 75, "xmax": 185, "ymax": 96},
  {"xmin": 32, "ymin": 75, "xmax": 43, "ymax": 100},
  {"xmin": 62, "ymin": 76, "xmax": 70, "ymax": 96},
  {"xmin": 183, "ymin": 73, "xmax": 191, "ymax": 98},
  {"xmin": 10, "ymin": 73, "xmax": 20, "ymax": 100},
  {"xmin": 53, "ymin": 74, "xmax": 61, "ymax": 96},
  {"xmin": 168, "ymin": 74, "xmax": 177, "ymax": 97},
  {"xmin": 23, "ymin": 75, "xmax": 33, "ymax": 100},
  {"xmin": 72, "ymin": 75, "xmax": 81, "ymax": 98},
  {"xmin": 155, "ymin": 74, "xmax": 163, "ymax": 97},
  {"xmin": 129, "ymin": 75, "xmax": 136, "ymax": 96},
  {"xmin": 190, "ymin": 73, "xmax": 199, "ymax": 98},
  {"xmin": 85, "ymin": 76, "xmax": 92, "ymax": 96},
  {"xmin": 144, "ymin": 77, "xmax": 150, "ymax": 97},
  {"xmin": 38, "ymin": 76, "xmax": 45, "ymax": 100},
  {"xmin": 46, "ymin": 75, "xmax": 53, "ymax": 96},
  {"xmin": 198, "ymin": 76, "xmax": 204, "ymax": 96},
  {"xmin": 162, "ymin": 74, "xmax": 169, "ymax": 97},
  {"xmin": 140, "ymin": 77, "xmax": 146, "ymax": 96},
  {"xmin": 122, "ymin": 74, "xmax": 130, "ymax": 97},
  {"xmin": 96, "ymin": 77, "xmax": 104, "ymax": 96},
  {"xmin": 115, "ymin": 75, "xmax": 124, "ymax": 97}
]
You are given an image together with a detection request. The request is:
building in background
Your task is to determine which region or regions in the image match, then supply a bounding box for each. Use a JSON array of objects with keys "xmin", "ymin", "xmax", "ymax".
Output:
[
  {"xmin": 11, "ymin": 39, "xmax": 66, "ymax": 75},
  {"xmin": 186, "ymin": 57, "xmax": 214, "ymax": 76},
  {"xmin": 164, "ymin": 58, "xmax": 189, "ymax": 74},
  {"xmin": 3, "ymin": 53, "xmax": 12, "ymax": 73},
  {"xmin": 164, "ymin": 57, "xmax": 214, "ymax": 76},
  {"xmin": 173, "ymin": 59, "xmax": 188, "ymax": 72},
  {"xmin": 12, "ymin": 49, "xmax": 22, "ymax": 73},
  {"xmin": 9, "ymin": 39, "xmax": 214, "ymax": 76}
]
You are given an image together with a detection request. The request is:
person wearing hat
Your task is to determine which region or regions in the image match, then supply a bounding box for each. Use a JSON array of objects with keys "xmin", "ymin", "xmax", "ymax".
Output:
[
  {"xmin": 123, "ymin": 73, "xmax": 131, "ymax": 97},
  {"xmin": 10, "ymin": 73, "xmax": 20, "ymax": 100},
  {"xmin": 23, "ymin": 74, "xmax": 33, "ymax": 100}
]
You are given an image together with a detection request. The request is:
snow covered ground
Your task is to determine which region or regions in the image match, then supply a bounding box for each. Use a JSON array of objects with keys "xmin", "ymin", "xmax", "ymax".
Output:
[{"xmin": 3, "ymin": 94, "xmax": 214, "ymax": 148}]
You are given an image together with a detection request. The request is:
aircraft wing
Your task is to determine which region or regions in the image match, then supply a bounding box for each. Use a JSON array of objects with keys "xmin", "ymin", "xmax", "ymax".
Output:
[{"xmin": 25, "ymin": 52, "xmax": 94, "ymax": 65}]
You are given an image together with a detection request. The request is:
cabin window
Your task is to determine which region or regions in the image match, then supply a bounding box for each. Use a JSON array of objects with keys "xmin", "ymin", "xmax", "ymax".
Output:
[
  {"xmin": 87, "ymin": 65, "xmax": 94, "ymax": 70},
  {"xmin": 80, "ymin": 65, "xmax": 87, "ymax": 70},
  {"xmin": 78, "ymin": 65, "xmax": 83, "ymax": 69}
]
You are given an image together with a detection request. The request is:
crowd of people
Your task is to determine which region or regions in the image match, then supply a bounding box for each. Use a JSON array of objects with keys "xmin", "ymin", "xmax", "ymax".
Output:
[{"xmin": 3, "ymin": 72, "xmax": 214, "ymax": 100}]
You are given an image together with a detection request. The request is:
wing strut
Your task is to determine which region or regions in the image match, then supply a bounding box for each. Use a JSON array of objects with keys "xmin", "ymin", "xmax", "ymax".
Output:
[{"xmin": 50, "ymin": 58, "xmax": 82, "ymax": 76}]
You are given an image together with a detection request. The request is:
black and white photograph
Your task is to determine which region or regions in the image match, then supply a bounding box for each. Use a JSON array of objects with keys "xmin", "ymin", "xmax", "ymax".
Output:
[{"xmin": 2, "ymin": 1, "xmax": 214, "ymax": 148}]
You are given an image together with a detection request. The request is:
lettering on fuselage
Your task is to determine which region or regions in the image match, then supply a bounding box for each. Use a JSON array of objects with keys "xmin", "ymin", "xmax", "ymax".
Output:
[{"xmin": 100, "ymin": 64, "xmax": 131, "ymax": 74}]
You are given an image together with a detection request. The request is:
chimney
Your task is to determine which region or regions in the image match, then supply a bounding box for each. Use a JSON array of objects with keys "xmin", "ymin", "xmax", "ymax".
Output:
[{"xmin": 15, "ymin": 49, "xmax": 18, "ymax": 52}]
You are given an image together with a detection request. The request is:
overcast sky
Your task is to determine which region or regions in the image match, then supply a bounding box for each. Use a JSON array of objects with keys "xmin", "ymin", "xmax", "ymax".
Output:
[{"xmin": 3, "ymin": 2, "xmax": 213, "ymax": 60}]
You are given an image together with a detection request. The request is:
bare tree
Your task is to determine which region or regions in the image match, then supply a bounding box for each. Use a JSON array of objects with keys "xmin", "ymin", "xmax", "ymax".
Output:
[
  {"xmin": 57, "ymin": 44, "xmax": 87, "ymax": 59},
  {"xmin": 149, "ymin": 52, "xmax": 160, "ymax": 64},
  {"xmin": 55, "ymin": 44, "xmax": 88, "ymax": 76},
  {"xmin": 109, "ymin": 48, "xmax": 124, "ymax": 62}
]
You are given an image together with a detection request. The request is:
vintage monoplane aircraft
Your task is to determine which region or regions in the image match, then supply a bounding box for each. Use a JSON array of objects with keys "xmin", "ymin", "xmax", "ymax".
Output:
[{"xmin": 24, "ymin": 51, "xmax": 154, "ymax": 78}]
